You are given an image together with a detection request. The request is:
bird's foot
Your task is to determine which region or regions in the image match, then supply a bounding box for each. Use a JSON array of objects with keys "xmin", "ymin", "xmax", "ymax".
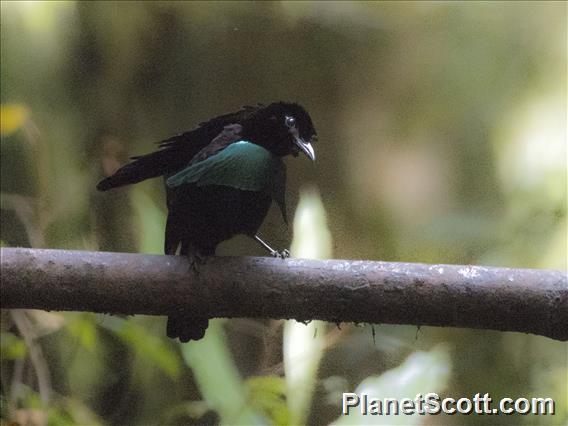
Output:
[
  {"xmin": 271, "ymin": 249, "xmax": 290, "ymax": 259},
  {"xmin": 254, "ymin": 235, "xmax": 290, "ymax": 259},
  {"xmin": 253, "ymin": 235, "xmax": 285, "ymax": 258},
  {"xmin": 187, "ymin": 252, "xmax": 207, "ymax": 274}
]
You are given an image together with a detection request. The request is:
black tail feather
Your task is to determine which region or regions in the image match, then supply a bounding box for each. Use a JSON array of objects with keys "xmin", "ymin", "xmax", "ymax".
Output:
[
  {"xmin": 167, "ymin": 315, "xmax": 209, "ymax": 343},
  {"xmin": 97, "ymin": 148, "xmax": 189, "ymax": 191},
  {"xmin": 165, "ymin": 240, "xmax": 214, "ymax": 342}
]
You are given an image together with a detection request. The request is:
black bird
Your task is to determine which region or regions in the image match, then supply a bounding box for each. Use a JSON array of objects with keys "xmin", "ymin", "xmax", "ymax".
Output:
[{"xmin": 97, "ymin": 102, "xmax": 316, "ymax": 342}]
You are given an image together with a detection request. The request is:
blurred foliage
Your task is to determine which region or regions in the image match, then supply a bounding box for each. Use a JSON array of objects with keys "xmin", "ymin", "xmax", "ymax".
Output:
[
  {"xmin": 332, "ymin": 345, "xmax": 451, "ymax": 425},
  {"xmin": 1, "ymin": 1, "xmax": 566, "ymax": 425},
  {"xmin": 1, "ymin": 332, "xmax": 27, "ymax": 360},
  {"xmin": 285, "ymin": 188, "xmax": 331, "ymax": 425},
  {"xmin": 181, "ymin": 320, "xmax": 264, "ymax": 425},
  {"xmin": 0, "ymin": 104, "xmax": 29, "ymax": 137}
]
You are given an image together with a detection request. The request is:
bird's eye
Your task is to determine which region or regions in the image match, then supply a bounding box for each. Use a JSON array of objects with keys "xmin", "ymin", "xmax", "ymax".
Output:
[{"xmin": 285, "ymin": 116, "xmax": 296, "ymax": 128}]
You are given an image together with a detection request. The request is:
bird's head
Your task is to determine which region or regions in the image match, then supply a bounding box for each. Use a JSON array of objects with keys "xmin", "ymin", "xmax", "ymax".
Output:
[{"xmin": 245, "ymin": 102, "xmax": 316, "ymax": 161}]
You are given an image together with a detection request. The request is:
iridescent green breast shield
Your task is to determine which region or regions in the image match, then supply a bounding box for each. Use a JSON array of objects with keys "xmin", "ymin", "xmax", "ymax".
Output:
[{"xmin": 167, "ymin": 141, "xmax": 287, "ymax": 222}]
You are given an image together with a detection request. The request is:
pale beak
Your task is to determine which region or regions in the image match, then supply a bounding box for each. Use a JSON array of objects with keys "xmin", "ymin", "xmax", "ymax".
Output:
[{"xmin": 293, "ymin": 137, "xmax": 316, "ymax": 161}]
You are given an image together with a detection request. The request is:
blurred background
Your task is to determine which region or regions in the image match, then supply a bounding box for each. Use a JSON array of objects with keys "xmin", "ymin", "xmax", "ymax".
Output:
[{"xmin": 1, "ymin": 1, "xmax": 566, "ymax": 425}]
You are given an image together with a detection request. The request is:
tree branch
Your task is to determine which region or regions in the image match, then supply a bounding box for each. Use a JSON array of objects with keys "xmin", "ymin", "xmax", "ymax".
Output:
[{"xmin": 1, "ymin": 248, "xmax": 566, "ymax": 341}]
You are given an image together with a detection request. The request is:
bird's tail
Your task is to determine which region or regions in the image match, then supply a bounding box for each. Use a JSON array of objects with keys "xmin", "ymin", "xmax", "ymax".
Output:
[
  {"xmin": 166, "ymin": 316, "xmax": 209, "ymax": 342},
  {"xmin": 166, "ymin": 241, "xmax": 214, "ymax": 343},
  {"xmin": 97, "ymin": 145, "xmax": 189, "ymax": 191}
]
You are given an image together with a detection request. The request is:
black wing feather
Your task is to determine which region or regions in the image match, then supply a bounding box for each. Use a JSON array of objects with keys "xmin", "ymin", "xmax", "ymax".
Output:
[{"xmin": 96, "ymin": 105, "xmax": 262, "ymax": 191}]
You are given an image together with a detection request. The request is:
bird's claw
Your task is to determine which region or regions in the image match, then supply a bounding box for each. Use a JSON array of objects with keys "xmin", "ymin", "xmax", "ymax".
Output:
[
  {"xmin": 271, "ymin": 249, "xmax": 290, "ymax": 259},
  {"xmin": 254, "ymin": 235, "xmax": 290, "ymax": 259},
  {"xmin": 187, "ymin": 252, "xmax": 206, "ymax": 274}
]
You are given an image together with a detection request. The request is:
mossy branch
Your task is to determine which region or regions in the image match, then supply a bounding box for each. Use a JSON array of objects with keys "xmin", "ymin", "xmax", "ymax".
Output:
[{"xmin": 1, "ymin": 248, "xmax": 566, "ymax": 341}]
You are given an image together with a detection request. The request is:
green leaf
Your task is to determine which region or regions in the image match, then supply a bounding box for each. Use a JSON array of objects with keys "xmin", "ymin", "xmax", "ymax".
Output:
[
  {"xmin": 66, "ymin": 313, "xmax": 97, "ymax": 352},
  {"xmin": 103, "ymin": 317, "xmax": 181, "ymax": 380},
  {"xmin": 285, "ymin": 186, "xmax": 332, "ymax": 425},
  {"xmin": 0, "ymin": 331, "xmax": 27, "ymax": 359},
  {"xmin": 161, "ymin": 400, "xmax": 212, "ymax": 424},
  {"xmin": 331, "ymin": 345, "xmax": 452, "ymax": 425},
  {"xmin": 290, "ymin": 185, "xmax": 333, "ymax": 260},
  {"xmin": 0, "ymin": 104, "xmax": 28, "ymax": 137},
  {"xmin": 59, "ymin": 397, "xmax": 104, "ymax": 426},
  {"xmin": 131, "ymin": 188, "xmax": 166, "ymax": 254},
  {"xmin": 245, "ymin": 376, "xmax": 291, "ymax": 425},
  {"xmin": 181, "ymin": 320, "xmax": 265, "ymax": 425}
]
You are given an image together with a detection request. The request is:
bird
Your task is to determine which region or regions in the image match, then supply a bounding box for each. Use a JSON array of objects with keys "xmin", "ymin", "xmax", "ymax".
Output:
[{"xmin": 97, "ymin": 102, "xmax": 316, "ymax": 342}]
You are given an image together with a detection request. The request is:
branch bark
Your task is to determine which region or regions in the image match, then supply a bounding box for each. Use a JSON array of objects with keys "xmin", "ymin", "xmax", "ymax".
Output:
[{"xmin": 1, "ymin": 248, "xmax": 566, "ymax": 341}]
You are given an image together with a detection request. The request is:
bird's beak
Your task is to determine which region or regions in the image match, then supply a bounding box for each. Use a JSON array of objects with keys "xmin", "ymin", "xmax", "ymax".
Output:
[{"xmin": 293, "ymin": 137, "xmax": 316, "ymax": 161}]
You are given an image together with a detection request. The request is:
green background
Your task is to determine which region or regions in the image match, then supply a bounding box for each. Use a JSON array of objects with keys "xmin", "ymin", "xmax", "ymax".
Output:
[{"xmin": 1, "ymin": 2, "xmax": 566, "ymax": 425}]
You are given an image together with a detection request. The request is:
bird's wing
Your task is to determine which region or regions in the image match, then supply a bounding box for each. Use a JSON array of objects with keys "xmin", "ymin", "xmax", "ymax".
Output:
[
  {"xmin": 166, "ymin": 141, "xmax": 279, "ymax": 192},
  {"xmin": 96, "ymin": 105, "xmax": 262, "ymax": 191},
  {"xmin": 164, "ymin": 142, "xmax": 287, "ymax": 254},
  {"xmin": 187, "ymin": 124, "xmax": 244, "ymax": 165}
]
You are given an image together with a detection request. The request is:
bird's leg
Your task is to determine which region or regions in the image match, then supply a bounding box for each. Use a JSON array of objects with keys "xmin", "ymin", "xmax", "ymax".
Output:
[
  {"xmin": 254, "ymin": 235, "xmax": 290, "ymax": 259},
  {"xmin": 180, "ymin": 243, "xmax": 213, "ymax": 275},
  {"xmin": 186, "ymin": 252, "xmax": 205, "ymax": 275}
]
